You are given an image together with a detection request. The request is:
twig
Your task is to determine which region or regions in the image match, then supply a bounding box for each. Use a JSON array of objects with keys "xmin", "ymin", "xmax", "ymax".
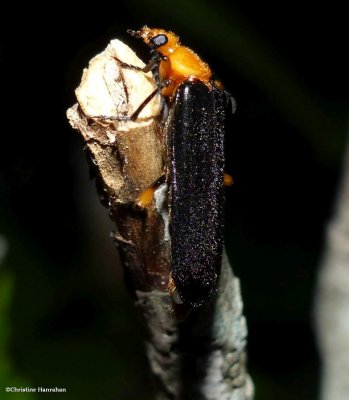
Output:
[
  {"xmin": 67, "ymin": 39, "xmax": 253, "ymax": 400},
  {"xmin": 315, "ymin": 130, "xmax": 349, "ymax": 400}
]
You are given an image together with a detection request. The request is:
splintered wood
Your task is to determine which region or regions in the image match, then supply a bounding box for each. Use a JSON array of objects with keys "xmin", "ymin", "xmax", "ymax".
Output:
[
  {"xmin": 67, "ymin": 40, "xmax": 169, "ymax": 294},
  {"xmin": 67, "ymin": 39, "xmax": 163, "ymax": 202}
]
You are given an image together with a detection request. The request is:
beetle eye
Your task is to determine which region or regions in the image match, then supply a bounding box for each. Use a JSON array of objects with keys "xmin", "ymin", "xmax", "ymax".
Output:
[{"xmin": 150, "ymin": 34, "xmax": 168, "ymax": 48}]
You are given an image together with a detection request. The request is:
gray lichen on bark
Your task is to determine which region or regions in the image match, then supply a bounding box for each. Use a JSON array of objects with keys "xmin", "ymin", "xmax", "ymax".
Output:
[
  {"xmin": 67, "ymin": 39, "xmax": 253, "ymax": 400},
  {"xmin": 136, "ymin": 251, "xmax": 253, "ymax": 400}
]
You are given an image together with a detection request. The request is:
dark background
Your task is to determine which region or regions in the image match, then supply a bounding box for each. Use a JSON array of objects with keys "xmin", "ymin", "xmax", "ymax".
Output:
[{"xmin": 0, "ymin": 0, "xmax": 347, "ymax": 398}]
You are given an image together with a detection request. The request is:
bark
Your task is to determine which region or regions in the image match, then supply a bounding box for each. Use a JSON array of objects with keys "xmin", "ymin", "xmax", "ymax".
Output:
[
  {"xmin": 315, "ymin": 134, "xmax": 349, "ymax": 400},
  {"xmin": 67, "ymin": 39, "xmax": 253, "ymax": 400}
]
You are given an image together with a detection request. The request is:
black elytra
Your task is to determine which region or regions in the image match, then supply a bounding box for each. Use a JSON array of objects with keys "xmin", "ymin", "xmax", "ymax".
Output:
[{"xmin": 167, "ymin": 81, "xmax": 225, "ymax": 307}]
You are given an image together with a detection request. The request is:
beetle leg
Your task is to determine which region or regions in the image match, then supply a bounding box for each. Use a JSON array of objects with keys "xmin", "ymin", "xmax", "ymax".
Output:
[
  {"xmin": 224, "ymin": 172, "xmax": 234, "ymax": 186},
  {"xmin": 135, "ymin": 174, "xmax": 166, "ymax": 209}
]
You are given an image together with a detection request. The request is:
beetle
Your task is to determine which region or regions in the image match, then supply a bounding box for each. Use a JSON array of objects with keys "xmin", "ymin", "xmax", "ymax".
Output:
[{"xmin": 116, "ymin": 27, "xmax": 233, "ymax": 307}]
